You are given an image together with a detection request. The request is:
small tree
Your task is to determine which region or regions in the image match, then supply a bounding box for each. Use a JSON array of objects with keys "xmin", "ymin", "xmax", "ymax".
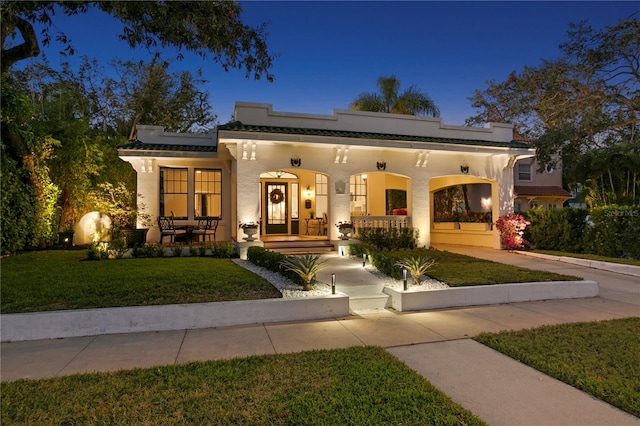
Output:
[
  {"xmin": 394, "ymin": 256, "xmax": 436, "ymax": 286},
  {"xmin": 280, "ymin": 255, "xmax": 326, "ymax": 291},
  {"xmin": 90, "ymin": 182, "xmax": 150, "ymax": 235}
]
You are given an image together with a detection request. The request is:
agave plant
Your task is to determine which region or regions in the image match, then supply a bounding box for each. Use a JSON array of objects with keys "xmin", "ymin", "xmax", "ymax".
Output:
[
  {"xmin": 394, "ymin": 256, "xmax": 436, "ymax": 286},
  {"xmin": 280, "ymin": 255, "xmax": 327, "ymax": 291}
]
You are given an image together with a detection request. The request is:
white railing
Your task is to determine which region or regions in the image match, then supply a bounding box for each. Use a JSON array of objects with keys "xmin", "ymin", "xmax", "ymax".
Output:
[{"xmin": 351, "ymin": 215, "xmax": 412, "ymax": 230}]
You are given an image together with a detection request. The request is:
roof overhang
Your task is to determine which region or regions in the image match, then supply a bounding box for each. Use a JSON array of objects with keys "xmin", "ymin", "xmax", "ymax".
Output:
[{"xmin": 217, "ymin": 123, "xmax": 535, "ymax": 157}]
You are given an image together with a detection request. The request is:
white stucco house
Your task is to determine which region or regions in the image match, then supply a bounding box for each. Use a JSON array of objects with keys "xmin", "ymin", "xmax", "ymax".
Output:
[{"xmin": 117, "ymin": 102, "xmax": 536, "ymax": 255}]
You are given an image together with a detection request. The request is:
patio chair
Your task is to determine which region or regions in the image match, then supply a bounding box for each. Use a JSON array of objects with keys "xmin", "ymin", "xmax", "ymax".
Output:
[
  {"xmin": 322, "ymin": 213, "xmax": 328, "ymax": 235},
  {"xmin": 158, "ymin": 215, "xmax": 187, "ymax": 243},
  {"xmin": 192, "ymin": 216, "xmax": 219, "ymax": 242}
]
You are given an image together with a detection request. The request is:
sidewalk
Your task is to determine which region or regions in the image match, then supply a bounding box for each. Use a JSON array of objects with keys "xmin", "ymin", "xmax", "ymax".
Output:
[{"xmin": 2, "ymin": 246, "xmax": 639, "ymax": 424}]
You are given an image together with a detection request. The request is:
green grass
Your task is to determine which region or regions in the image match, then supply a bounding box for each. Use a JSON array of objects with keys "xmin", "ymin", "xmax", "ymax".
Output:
[
  {"xmin": 1, "ymin": 250, "xmax": 281, "ymax": 314},
  {"xmin": 532, "ymin": 250, "xmax": 640, "ymax": 267},
  {"xmin": 475, "ymin": 317, "xmax": 640, "ymax": 417},
  {"xmin": 417, "ymin": 249, "xmax": 580, "ymax": 286},
  {"xmin": 0, "ymin": 346, "xmax": 485, "ymax": 425}
]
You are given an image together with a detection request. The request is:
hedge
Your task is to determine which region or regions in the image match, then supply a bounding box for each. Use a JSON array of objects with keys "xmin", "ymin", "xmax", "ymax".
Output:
[
  {"xmin": 525, "ymin": 206, "xmax": 640, "ymax": 259},
  {"xmin": 246, "ymin": 246, "xmax": 305, "ymax": 286}
]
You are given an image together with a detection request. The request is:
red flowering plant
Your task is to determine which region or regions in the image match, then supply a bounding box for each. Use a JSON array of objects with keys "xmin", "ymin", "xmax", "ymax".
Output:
[
  {"xmin": 458, "ymin": 211, "xmax": 492, "ymax": 223},
  {"xmin": 495, "ymin": 213, "xmax": 530, "ymax": 249},
  {"xmin": 434, "ymin": 211, "xmax": 459, "ymax": 222}
]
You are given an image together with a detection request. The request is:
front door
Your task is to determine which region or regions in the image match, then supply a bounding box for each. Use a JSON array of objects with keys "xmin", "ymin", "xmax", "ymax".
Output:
[{"xmin": 265, "ymin": 182, "xmax": 288, "ymax": 234}]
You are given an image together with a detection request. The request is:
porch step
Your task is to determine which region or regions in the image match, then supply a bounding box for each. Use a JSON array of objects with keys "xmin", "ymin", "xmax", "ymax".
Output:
[
  {"xmin": 349, "ymin": 294, "xmax": 391, "ymax": 312},
  {"xmin": 263, "ymin": 240, "xmax": 336, "ymax": 255}
]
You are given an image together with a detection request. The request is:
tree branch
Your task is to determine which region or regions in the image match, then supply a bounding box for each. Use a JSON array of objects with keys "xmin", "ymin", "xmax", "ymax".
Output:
[{"xmin": 1, "ymin": 15, "xmax": 40, "ymax": 74}]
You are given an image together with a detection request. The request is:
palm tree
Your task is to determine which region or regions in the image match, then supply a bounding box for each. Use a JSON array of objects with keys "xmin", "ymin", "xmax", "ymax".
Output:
[{"xmin": 350, "ymin": 75, "xmax": 440, "ymax": 117}]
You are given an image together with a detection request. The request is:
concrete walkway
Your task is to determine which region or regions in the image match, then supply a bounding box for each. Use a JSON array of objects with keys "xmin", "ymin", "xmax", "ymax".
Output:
[{"xmin": 2, "ymin": 246, "xmax": 639, "ymax": 425}]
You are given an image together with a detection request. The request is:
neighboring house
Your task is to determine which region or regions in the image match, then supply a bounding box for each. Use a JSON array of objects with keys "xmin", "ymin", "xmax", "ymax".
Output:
[
  {"xmin": 117, "ymin": 102, "xmax": 536, "ymax": 255},
  {"xmin": 513, "ymin": 157, "xmax": 571, "ymax": 212}
]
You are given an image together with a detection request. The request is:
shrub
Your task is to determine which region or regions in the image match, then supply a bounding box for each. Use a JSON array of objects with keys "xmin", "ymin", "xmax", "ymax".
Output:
[
  {"xmin": 280, "ymin": 255, "xmax": 326, "ymax": 291},
  {"xmin": 584, "ymin": 206, "xmax": 640, "ymax": 259},
  {"xmin": 394, "ymin": 256, "xmax": 437, "ymax": 285},
  {"xmin": 357, "ymin": 227, "xmax": 418, "ymax": 251},
  {"xmin": 495, "ymin": 213, "xmax": 530, "ymax": 249},
  {"xmin": 247, "ymin": 246, "xmax": 305, "ymax": 285},
  {"xmin": 525, "ymin": 208, "xmax": 589, "ymax": 252}
]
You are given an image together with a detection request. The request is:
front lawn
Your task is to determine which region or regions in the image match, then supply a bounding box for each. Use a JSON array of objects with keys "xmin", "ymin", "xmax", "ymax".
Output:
[
  {"xmin": 1, "ymin": 251, "xmax": 281, "ymax": 314},
  {"xmin": 0, "ymin": 346, "xmax": 485, "ymax": 425},
  {"xmin": 475, "ymin": 317, "xmax": 640, "ymax": 417},
  {"xmin": 383, "ymin": 249, "xmax": 581, "ymax": 286}
]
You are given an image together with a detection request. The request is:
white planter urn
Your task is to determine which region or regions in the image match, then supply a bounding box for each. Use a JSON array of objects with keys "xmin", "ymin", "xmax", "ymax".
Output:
[
  {"xmin": 242, "ymin": 226, "xmax": 258, "ymax": 241},
  {"xmin": 338, "ymin": 227, "xmax": 353, "ymax": 240}
]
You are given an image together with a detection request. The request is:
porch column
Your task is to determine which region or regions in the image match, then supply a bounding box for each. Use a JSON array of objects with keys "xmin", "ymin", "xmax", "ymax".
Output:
[
  {"xmin": 235, "ymin": 157, "xmax": 262, "ymax": 240},
  {"xmin": 412, "ymin": 176, "xmax": 430, "ymax": 247},
  {"xmin": 495, "ymin": 161, "xmax": 516, "ymax": 249},
  {"xmin": 329, "ymin": 171, "xmax": 351, "ymax": 241}
]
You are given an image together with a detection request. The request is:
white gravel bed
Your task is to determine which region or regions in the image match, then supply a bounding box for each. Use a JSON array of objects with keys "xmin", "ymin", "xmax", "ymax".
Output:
[
  {"xmin": 233, "ymin": 258, "xmax": 448, "ymax": 298},
  {"xmin": 232, "ymin": 259, "xmax": 332, "ymax": 298},
  {"xmin": 363, "ymin": 264, "xmax": 450, "ymax": 291}
]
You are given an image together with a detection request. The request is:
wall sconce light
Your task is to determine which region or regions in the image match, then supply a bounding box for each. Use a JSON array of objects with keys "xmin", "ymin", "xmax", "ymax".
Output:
[
  {"xmin": 305, "ymin": 185, "xmax": 312, "ymax": 198},
  {"xmin": 376, "ymin": 161, "xmax": 386, "ymax": 171},
  {"xmin": 290, "ymin": 157, "xmax": 301, "ymax": 167},
  {"xmin": 361, "ymin": 173, "xmax": 367, "ymax": 180},
  {"xmin": 460, "ymin": 165, "xmax": 469, "ymax": 174}
]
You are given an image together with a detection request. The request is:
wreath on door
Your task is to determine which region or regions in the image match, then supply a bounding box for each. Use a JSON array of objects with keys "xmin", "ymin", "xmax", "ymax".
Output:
[{"xmin": 269, "ymin": 188, "xmax": 285, "ymax": 204}]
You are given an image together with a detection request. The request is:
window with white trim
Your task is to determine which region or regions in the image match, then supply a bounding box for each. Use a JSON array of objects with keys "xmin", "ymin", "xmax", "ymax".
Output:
[
  {"xmin": 518, "ymin": 164, "xmax": 532, "ymax": 181},
  {"xmin": 195, "ymin": 169, "xmax": 222, "ymax": 218},
  {"xmin": 160, "ymin": 167, "xmax": 188, "ymax": 218}
]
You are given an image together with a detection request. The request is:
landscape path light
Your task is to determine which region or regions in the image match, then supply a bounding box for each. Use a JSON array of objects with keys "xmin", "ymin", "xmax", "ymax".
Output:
[{"xmin": 403, "ymin": 267, "xmax": 408, "ymax": 291}]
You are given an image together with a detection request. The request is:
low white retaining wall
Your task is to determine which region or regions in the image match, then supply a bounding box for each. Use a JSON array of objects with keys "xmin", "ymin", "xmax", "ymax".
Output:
[
  {"xmin": 1, "ymin": 295, "xmax": 350, "ymax": 342},
  {"xmin": 384, "ymin": 280, "xmax": 599, "ymax": 312},
  {"xmin": 515, "ymin": 251, "xmax": 640, "ymax": 277}
]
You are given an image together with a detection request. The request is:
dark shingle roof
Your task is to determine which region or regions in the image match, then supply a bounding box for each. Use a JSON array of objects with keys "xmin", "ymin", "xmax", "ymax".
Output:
[
  {"xmin": 117, "ymin": 140, "xmax": 216, "ymax": 153},
  {"xmin": 217, "ymin": 121, "xmax": 533, "ymax": 149},
  {"xmin": 514, "ymin": 186, "xmax": 571, "ymax": 198}
]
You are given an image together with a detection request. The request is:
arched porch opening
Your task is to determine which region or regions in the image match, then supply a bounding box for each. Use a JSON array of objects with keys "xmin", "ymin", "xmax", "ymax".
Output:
[
  {"xmin": 259, "ymin": 169, "xmax": 330, "ymax": 237},
  {"xmin": 349, "ymin": 171, "xmax": 412, "ymax": 230},
  {"xmin": 429, "ymin": 175, "xmax": 498, "ymax": 248}
]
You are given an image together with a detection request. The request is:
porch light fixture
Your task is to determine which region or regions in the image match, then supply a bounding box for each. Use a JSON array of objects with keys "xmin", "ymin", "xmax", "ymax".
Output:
[
  {"xmin": 376, "ymin": 161, "xmax": 386, "ymax": 171},
  {"xmin": 305, "ymin": 185, "xmax": 312, "ymax": 198},
  {"xmin": 361, "ymin": 173, "xmax": 367, "ymax": 180},
  {"xmin": 290, "ymin": 157, "xmax": 301, "ymax": 167},
  {"xmin": 460, "ymin": 165, "xmax": 469, "ymax": 174}
]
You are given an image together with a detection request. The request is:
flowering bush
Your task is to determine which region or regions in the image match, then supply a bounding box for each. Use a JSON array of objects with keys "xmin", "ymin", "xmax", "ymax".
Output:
[
  {"xmin": 239, "ymin": 221, "xmax": 259, "ymax": 229},
  {"xmin": 495, "ymin": 213, "xmax": 530, "ymax": 249},
  {"xmin": 335, "ymin": 221, "xmax": 354, "ymax": 230}
]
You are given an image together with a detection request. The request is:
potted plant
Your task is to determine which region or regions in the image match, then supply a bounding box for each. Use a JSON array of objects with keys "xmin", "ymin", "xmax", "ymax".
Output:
[
  {"xmin": 239, "ymin": 221, "xmax": 259, "ymax": 241},
  {"xmin": 335, "ymin": 221, "xmax": 354, "ymax": 239}
]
